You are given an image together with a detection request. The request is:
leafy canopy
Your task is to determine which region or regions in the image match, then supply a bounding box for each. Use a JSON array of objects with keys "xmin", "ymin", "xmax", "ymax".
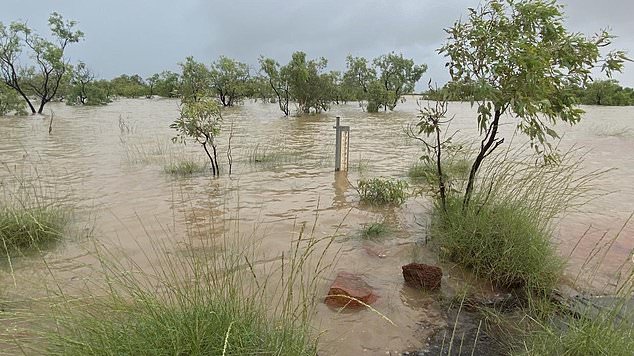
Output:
[{"xmin": 440, "ymin": 0, "xmax": 629, "ymax": 152}]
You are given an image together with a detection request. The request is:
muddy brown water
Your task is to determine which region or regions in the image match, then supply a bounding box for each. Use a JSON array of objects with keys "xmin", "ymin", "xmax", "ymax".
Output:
[{"xmin": 0, "ymin": 98, "xmax": 633, "ymax": 355}]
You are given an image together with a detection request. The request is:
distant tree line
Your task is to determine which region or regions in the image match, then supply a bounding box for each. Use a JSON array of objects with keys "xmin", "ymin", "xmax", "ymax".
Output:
[
  {"xmin": 1, "ymin": 14, "xmax": 427, "ymax": 116},
  {"xmin": 424, "ymin": 79, "xmax": 634, "ymax": 106}
]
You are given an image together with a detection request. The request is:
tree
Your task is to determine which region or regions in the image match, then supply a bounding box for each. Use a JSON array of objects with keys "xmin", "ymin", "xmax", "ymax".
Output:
[
  {"xmin": 152, "ymin": 71, "xmax": 180, "ymax": 98},
  {"xmin": 369, "ymin": 52, "xmax": 426, "ymax": 112},
  {"xmin": 146, "ymin": 73, "xmax": 159, "ymax": 98},
  {"xmin": 209, "ymin": 56, "xmax": 250, "ymax": 107},
  {"xmin": 0, "ymin": 12, "xmax": 84, "ymax": 114},
  {"xmin": 110, "ymin": 74, "xmax": 147, "ymax": 98},
  {"xmin": 342, "ymin": 55, "xmax": 376, "ymax": 101},
  {"xmin": 578, "ymin": 80, "xmax": 634, "ymax": 106},
  {"xmin": 259, "ymin": 56, "xmax": 290, "ymax": 116},
  {"xmin": 180, "ymin": 56, "xmax": 211, "ymax": 103},
  {"xmin": 0, "ymin": 83, "xmax": 26, "ymax": 115},
  {"xmin": 439, "ymin": 0, "xmax": 628, "ymax": 209},
  {"xmin": 170, "ymin": 97, "xmax": 223, "ymax": 176},
  {"xmin": 66, "ymin": 61, "xmax": 108, "ymax": 105},
  {"xmin": 281, "ymin": 51, "xmax": 331, "ymax": 114}
]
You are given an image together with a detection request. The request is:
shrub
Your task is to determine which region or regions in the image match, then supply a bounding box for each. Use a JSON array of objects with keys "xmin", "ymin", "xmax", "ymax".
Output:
[{"xmin": 358, "ymin": 178, "xmax": 408, "ymax": 205}]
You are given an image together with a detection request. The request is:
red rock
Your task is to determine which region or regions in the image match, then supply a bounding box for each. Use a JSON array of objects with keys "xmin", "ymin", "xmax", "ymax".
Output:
[
  {"xmin": 324, "ymin": 272, "xmax": 378, "ymax": 308},
  {"xmin": 402, "ymin": 263, "xmax": 442, "ymax": 290}
]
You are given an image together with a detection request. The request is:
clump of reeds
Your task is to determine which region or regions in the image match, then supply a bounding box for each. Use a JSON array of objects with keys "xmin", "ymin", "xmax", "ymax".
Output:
[{"xmin": 360, "ymin": 220, "xmax": 390, "ymax": 240}]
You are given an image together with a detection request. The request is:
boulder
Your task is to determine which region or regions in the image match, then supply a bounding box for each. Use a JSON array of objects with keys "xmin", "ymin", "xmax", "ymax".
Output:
[
  {"xmin": 402, "ymin": 263, "xmax": 442, "ymax": 290},
  {"xmin": 324, "ymin": 272, "xmax": 378, "ymax": 308}
]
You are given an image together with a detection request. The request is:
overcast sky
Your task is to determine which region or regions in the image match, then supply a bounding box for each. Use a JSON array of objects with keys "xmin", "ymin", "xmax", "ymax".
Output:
[{"xmin": 2, "ymin": 0, "xmax": 633, "ymax": 86}]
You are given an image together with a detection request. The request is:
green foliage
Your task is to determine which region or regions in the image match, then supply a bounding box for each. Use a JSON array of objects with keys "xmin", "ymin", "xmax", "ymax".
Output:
[
  {"xmin": 179, "ymin": 56, "xmax": 211, "ymax": 103},
  {"xmin": 360, "ymin": 221, "xmax": 390, "ymax": 240},
  {"xmin": 343, "ymin": 53, "xmax": 425, "ymax": 112},
  {"xmin": 163, "ymin": 160, "xmax": 208, "ymax": 176},
  {"xmin": 358, "ymin": 177, "xmax": 408, "ymax": 205},
  {"xmin": 259, "ymin": 56, "xmax": 290, "ymax": 115},
  {"xmin": 170, "ymin": 97, "xmax": 223, "ymax": 175},
  {"xmin": 368, "ymin": 52, "xmax": 426, "ymax": 112},
  {"xmin": 66, "ymin": 62, "xmax": 110, "ymax": 106},
  {"xmin": 0, "ymin": 206, "xmax": 67, "ymax": 255},
  {"xmin": 0, "ymin": 84, "xmax": 27, "ymax": 115},
  {"xmin": 209, "ymin": 56, "xmax": 250, "ymax": 106},
  {"xmin": 109, "ymin": 74, "xmax": 148, "ymax": 98},
  {"xmin": 440, "ymin": 0, "xmax": 628, "ymax": 155},
  {"xmin": 282, "ymin": 51, "xmax": 332, "ymax": 114},
  {"xmin": 150, "ymin": 71, "xmax": 181, "ymax": 98},
  {"xmin": 408, "ymin": 159, "xmax": 470, "ymax": 185},
  {"xmin": 577, "ymin": 79, "xmax": 634, "ymax": 106},
  {"xmin": 0, "ymin": 12, "xmax": 83, "ymax": 114},
  {"xmin": 432, "ymin": 193, "xmax": 563, "ymax": 292},
  {"xmin": 517, "ymin": 313, "xmax": 634, "ymax": 356}
]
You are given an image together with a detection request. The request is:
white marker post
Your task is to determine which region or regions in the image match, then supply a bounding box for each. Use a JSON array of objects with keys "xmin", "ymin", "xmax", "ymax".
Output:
[{"xmin": 334, "ymin": 116, "xmax": 350, "ymax": 171}]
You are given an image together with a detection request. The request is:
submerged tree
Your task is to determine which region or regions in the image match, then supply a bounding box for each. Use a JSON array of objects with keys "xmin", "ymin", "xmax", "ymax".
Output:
[
  {"xmin": 259, "ymin": 56, "xmax": 290, "ymax": 116},
  {"xmin": 209, "ymin": 56, "xmax": 250, "ymax": 107},
  {"xmin": 67, "ymin": 61, "xmax": 109, "ymax": 106},
  {"xmin": 369, "ymin": 53, "xmax": 426, "ymax": 112},
  {"xmin": 0, "ymin": 13, "xmax": 84, "ymax": 114},
  {"xmin": 439, "ymin": 0, "xmax": 628, "ymax": 209},
  {"xmin": 180, "ymin": 56, "xmax": 211, "ymax": 103},
  {"xmin": 0, "ymin": 83, "xmax": 26, "ymax": 115},
  {"xmin": 170, "ymin": 97, "xmax": 223, "ymax": 176}
]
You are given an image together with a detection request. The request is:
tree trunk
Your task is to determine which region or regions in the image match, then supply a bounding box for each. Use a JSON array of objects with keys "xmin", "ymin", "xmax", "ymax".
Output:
[
  {"xmin": 211, "ymin": 144, "xmax": 220, "ymax": 176},
  {"xmin": 463, "ymin": 108, "xmax": 503, "ymax": 210},
  {"xmin": 202, "ymin": 142, "xmax": 216, "ymax": 176}
]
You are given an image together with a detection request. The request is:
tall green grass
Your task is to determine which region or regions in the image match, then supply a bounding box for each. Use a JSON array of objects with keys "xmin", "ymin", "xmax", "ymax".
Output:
[
  {"xmin": 163, "ymin": 159, "xmax": 208, "ymax": 176},
  {"xmin": 358, "ymin": 177, "xmax": 408, "ymax": 205},
  {"xmin": 430, "ymin": 147, "xmax": 602, "ymax": 292},
  {"xmin": 42, "ymin": 220, "xmax": 335, "ymax": 355}
]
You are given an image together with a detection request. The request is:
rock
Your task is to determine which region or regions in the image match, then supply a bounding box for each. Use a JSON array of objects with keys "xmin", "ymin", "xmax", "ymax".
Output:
[
  {"xmin": 324, "ymin": 272, "xmax": 378, "ymax": 308},
  {"xmin": 402, "ymin": 263, "xmax": 442, "ymax": 290}
]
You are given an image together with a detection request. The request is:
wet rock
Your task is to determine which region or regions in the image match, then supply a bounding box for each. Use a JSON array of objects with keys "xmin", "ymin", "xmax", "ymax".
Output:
[
  {"xmin": 324, "ymin": 272, "xmax": 378, "ymax": 308},
  {"xmin": 402, "ymin": 263, "xmax": 442, "ymax": 291}
]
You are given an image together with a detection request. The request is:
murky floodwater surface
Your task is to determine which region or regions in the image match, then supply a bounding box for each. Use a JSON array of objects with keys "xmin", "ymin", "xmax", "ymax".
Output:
[{"xmin": 1, "ymin": 98, "xmax": 633, "ymax": 355}]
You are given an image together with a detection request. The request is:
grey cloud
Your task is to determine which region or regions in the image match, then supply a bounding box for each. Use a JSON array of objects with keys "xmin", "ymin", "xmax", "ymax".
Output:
[{"xmin": 0, "ymin": 0, "xmax": 632, "ymax": 86}]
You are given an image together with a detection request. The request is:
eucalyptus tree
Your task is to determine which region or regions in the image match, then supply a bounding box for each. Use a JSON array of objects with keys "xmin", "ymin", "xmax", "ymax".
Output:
[
  {"xmin": 170, "ymin": 97, "xmax": 223, "ymax": 176},
  {"xmin": 152, "ymin": 71, "xmax": 180, "ymax": 98},
  {"xmin": 0, "ymin": 13, "xmax": 83, "ymax": 114},
  {"xmin": 259, "ymin": 56, "xmax": 290, "ymax": 116},
  {"xmin": 369, "ymin": 52, "xmax": 426, "ymax": 112},
  {"xmin": 342, "ymin": 55, "xmax": 376, "ymax": 101},
  {"xmin": 209, "ymin": 56, "xmax": 250, "ymax": 107},
  {"xmin": 179, "ymin": 56, "xmax": 211, "ymax": 103},
  {"xmin": 438, "ymin": 0, "xmax": 628, "ymax": 209},
  {"xmin": 67, "ymin": 62, "xmax": 109, "ymax": 106},
  {"xmin": 110, "ymin": 74, "xmax": 147, "ymax": 98},
  {"xmin": 281, "ymin": 51, "xmax": 331, "ymax": 114}
]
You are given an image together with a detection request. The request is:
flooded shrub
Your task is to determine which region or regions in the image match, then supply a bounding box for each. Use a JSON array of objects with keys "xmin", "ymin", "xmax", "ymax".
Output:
[
  {"xmin": 163, "ymin": 159, "xmax": 207, "ymax": 176},
  {"xmin": 0, "ymin": 207, "xmax": 67, "ymax": 255},
  {"xmin": 358, "ymin": 178, "xmax": 408, "ymax": 205}
]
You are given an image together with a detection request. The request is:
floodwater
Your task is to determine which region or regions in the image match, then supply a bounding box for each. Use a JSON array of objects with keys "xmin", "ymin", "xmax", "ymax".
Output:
[{"xmin": 0, "ymin": 98, "xmax": 633, "ymax": 355}]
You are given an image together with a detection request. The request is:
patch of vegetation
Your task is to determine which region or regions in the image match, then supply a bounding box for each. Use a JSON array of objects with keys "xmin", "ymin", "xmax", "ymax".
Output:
[
  {"xmin": 408, "ymin": 158, "xmax": 470, "ymax": 184},
  {"xmin": 46, "ymin": 224, "xmax": 330, "ymax": 356},
  {"xmin": 163, "ymin": 160, "xmax": 207, "ymax": 176},
  {"xmin": 247, "ymin": 144, "xmax": 297, "ymax": 165},
  {"xmin": 0, "ymin": 206, "xmax": 67, "ymax": 256},
  {"xmin": 360, "ymin": 221, "xmax": 390, "ymax": 240},
  {"xmin": 358, "ymin": 177, "xmax": 408, "ymax": 206},
  {"xmin": 517, "ymin": 310, "xmax": 634, "ymax": 355},
  {"xmin": 432, "ymin": 193, "xmax": 563, "ymax": 292}
]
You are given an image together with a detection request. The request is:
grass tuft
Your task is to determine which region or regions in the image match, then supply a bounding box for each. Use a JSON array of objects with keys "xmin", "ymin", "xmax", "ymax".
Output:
[
  {"xmin": 0, "ymin": 207, "xmax": 67, "ymax": 255},
  {"xmin": 163, "ymin": 159, "xmax": 208, "ymax": 176},
  {"xmin": 360, "ymin": 220, "xmax": 390, "ymax": 240},
  {"xmin": 408, "ymin": 158, "xmax": 470, "ymax": 185},
  {"xmin": 358, "ymin": 177, "xmax": 408, "ymax": 206}
]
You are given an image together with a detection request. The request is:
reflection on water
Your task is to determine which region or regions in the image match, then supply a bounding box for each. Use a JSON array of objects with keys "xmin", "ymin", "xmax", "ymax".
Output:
[{"xmin": 0, "ymin": 98, "xmax": 633, "ymax": 354}]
